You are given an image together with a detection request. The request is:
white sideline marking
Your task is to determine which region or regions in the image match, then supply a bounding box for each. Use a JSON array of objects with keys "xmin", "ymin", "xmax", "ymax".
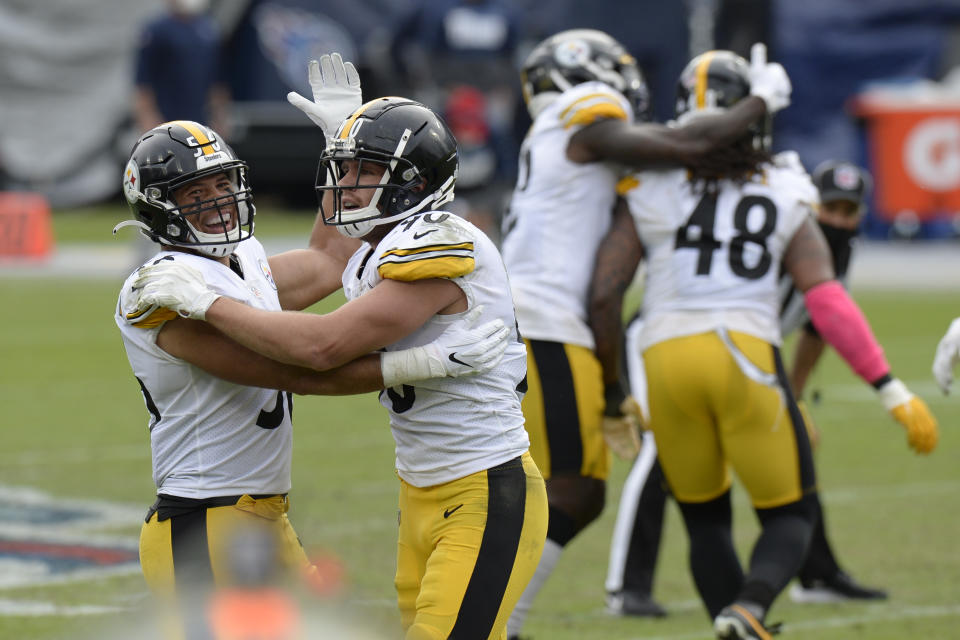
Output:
[
  {"xmin": 0, "ymin": 598, "xmax": 125, "ymax": 616},
  {"xmin": 0, "ymin": 444, "xmax": 148, "ymax": 466},
  {"xmin": 626, "ymin": 603, "xmax": 960, "ymax": 639}
]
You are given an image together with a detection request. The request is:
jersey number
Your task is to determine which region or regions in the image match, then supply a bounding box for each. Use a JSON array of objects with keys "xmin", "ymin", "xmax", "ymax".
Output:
[
  {"xmin": 257, "ymin": 391, "xmax": 293, "ymax": 429},
  {"xmin": 674, "ymin": 193, "xmax": 777, "ymax": 280},
  {"xmin": 381, "ymin": 385, "xmax": 416, "ymax": 413}
]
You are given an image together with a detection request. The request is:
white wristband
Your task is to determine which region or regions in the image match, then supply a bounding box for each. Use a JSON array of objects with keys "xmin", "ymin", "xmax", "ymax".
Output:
[
  {"xmin": 380, "ymin": 347, "xmax": 444, "ymax": 388},
  {"xmin": 877, "ymin": 378, "xmax": 911, "ymax": 411}
]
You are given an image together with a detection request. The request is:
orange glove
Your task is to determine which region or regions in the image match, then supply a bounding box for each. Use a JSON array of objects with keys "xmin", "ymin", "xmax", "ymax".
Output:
[{"xmin": 878, "ymin": 378, "xmax": 939, "ymax": 454}]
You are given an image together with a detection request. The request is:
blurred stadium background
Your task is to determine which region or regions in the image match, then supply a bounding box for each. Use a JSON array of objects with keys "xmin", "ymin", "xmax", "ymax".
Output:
[{"xmin": 2, "ymin": 1, "xmax": 960, "ymax": 638}]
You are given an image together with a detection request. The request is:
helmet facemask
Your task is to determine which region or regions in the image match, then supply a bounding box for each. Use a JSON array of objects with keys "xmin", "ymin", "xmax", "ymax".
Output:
[
  {"xmin": 163, "ymin": 166, "xmax": 254, "ymax": 257},
  {"xmin": 316, "ymin": 130, "xmax": 456, "ymax": 239},
  {"xmin": 139, "ymin": 165, "xmax": 254, "ymax": 257}
]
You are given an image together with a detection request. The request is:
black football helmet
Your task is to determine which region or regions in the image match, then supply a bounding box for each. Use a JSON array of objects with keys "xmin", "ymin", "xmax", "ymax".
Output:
[
  {"xmin": 520, "ymin": 29, "xmax": 650, "ymax": 121},
  {"xmin": 117, "ymin": 120, "xmax": 254, "ymax": 257},
  {"xmin": 316, "ymin": 97, "xmax": 458, "ymax": 238},
  {"xmin": 675, "ymin": 50, "xmax": 770, "ymax": 151}
]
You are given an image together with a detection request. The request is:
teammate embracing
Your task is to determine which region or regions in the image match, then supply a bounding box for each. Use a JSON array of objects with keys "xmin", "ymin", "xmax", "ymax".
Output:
[
  {"xmin": 130, "ymin": 96, "xmax": 548, "ymax": 640},
  {"xmin": 500, "ymin": 29, "xmax": 792, "ymax": 636},
  {"xmin": 589, "ymin": 49, "xmax": 938, "ymax": 639}
]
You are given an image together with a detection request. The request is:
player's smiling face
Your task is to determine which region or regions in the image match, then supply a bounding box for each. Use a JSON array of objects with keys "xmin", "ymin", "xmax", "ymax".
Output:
[
  {"xmin": 172, "ymin": 172, "xmax": 238, "ymax": 234},
  {"xmin": 338, "ymin": 159, "xmax": 387, "ymax": 211}
]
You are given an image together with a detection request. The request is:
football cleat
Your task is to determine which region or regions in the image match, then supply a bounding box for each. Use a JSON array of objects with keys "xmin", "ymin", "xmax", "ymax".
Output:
[
  {"xmin": 605, "ymin": 590, "xmax": 668, "ymax": 618},
  {"xmin": 714, "ymin": 604, "xmax": 781, "ymax": 639},
  {"xmin": 789, "ymin": 571, "xmax": 888, "ymax": 604}
]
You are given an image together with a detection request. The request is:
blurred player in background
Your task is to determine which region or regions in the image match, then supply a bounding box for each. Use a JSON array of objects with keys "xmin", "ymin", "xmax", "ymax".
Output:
[
  {"xmin": 606, "ymin": 160, "xmax": 888, "ymax": 616},
  {"xmin": 589, "ymin": 49, "xmax": 938, "ymax": 639},
  {"xmin": 130, "ymin": 96, "xmax": 548, "ymax": 640},
  {"xmin": 500, "ymin": 30, "xmax": 792, "ymax": 637},
  {"xmin": 933, "ymin": 317, "xmax": 960, "ymax": 393}
]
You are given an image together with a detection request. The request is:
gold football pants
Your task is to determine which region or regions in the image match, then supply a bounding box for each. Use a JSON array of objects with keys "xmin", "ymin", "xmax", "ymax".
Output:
[
  {"xmin": 396, "ymin": 453, "xmax": 548, "ymax": 640},
  {"xmin": 139, "ymin": 494, "xmax": 313, "ymax": 639},
  {"xmin": 644, "ymin": 330, "xmax": 816, "ymax": 508},
  {"xmin": 522, "ymin": 339, "xmax": 608, "ymax": 480}
]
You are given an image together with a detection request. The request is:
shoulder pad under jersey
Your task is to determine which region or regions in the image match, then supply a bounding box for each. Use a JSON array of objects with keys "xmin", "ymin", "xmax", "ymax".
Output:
[{"xmin": 376, "ymin": 212, "xmax": 476, "ymax": 282}]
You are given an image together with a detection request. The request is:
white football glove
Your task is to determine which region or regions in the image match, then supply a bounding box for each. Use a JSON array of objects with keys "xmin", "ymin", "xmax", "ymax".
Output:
[
  {"xmin": 748, "ymin": 42, "xmax": 792, "ymax": 113},
  {"xmin": 381, "ymin": 306, "xmax": 510, "ymax": 387},
  {"xmin": 933, "ymin": 316, "xmax": 960, "ymax": 394},
  {"xmin": 132, "ymin": 260, "xmax": 221, "ymax": 320},
  {"xmin": 287, "ymin": 53, "xmax": 362, "ymax": 139}
]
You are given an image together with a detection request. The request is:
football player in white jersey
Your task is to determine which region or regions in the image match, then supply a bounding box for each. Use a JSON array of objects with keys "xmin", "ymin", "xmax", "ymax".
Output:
[
  {"xmin": 116, "ymin": 113, "xmax": 512, "ymax": 639},
  {"xmin": 934, "ymin": 318, "xmax": 960, "ymax": 393},
  {"xmin": 130, "ymin": 97, "xmax": 549, "ymax": 640},
  {"xmin": 588, "ymin": 50, "xmax": 938, "ymax": 639},
  {"xmin": 604, "ymin": 161, "xmax": 886, "ymax": 618},
  {"xmin": 499, "ymin": 29, "xmax": 793, "ymax": 636}
]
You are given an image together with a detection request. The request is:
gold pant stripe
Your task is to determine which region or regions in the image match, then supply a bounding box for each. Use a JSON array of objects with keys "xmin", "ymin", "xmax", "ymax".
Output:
[
  {"xmin": 397, "ymin": 452, "xmax": 548, "ymax": 640},
  {"xmin": 645, "ymin": 331, "xmax": 814, "ymax": 508},
  {"xmin": 522, "ymin": 339, "xmax": 608, "ymax": 480}
]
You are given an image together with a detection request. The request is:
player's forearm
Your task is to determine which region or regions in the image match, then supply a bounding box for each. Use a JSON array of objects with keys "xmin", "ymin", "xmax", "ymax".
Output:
[
  {"xmin": 296, "ymin": 354, "xmax": 385, "ymax": 395},
  {"xmin": 804, "ymin": 280, "xmax": 890, "ymax": 385},
  {"xmin": 678, "ymin": 95, "xmax": 767, "ymax": 149},
  {"xmin": 588, "ymin": 201, "xmax": 642, "ymax": 385},
  {"xmin": 205, "ymin": 297, "xmax": 350, "ymax": 371}
]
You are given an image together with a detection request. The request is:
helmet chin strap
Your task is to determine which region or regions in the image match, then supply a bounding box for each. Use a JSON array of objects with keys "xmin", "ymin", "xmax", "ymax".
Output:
[{"xmin": 112, "ymin": 219, "xmax": 153, "ymax": 237}]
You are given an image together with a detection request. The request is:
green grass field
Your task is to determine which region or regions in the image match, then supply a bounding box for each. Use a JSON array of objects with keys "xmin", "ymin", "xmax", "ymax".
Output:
[{"xmin": 1, "ymin": 206, "xmax": 958, "ymax": 639}]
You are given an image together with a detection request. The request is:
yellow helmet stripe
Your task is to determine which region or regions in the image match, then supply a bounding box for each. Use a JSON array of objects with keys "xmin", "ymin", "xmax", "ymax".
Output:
[
  {"xmin": 695, "ymin": 51, "xmax": 717, "ymax": 109},
  {"xmin": 169, "ymin": 120, "xmax": 215, "ymax": 155},
  {"xmin": 338, "ymin": 98, "xmax": 402, "ymax": 139}
]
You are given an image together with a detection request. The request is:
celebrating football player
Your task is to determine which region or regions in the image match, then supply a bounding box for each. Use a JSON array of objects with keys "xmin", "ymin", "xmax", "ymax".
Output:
[
  {"xmin": 588, "ymin": 48, "xmax": 937, "ymax": 639},
  {"xmin": 606, "ymin": 160, "xmax": 888, "ymax": 621},
  {"xmin": 499, "ymin": 29, "xmax": 792, "ymax": 636},
  {"xmin": 129, "ymin": 96, "xmax": 548, "ymax": 640},
  {"xmin": 115, "ymin": 56, "xmax": 513, "ymax": 639}
]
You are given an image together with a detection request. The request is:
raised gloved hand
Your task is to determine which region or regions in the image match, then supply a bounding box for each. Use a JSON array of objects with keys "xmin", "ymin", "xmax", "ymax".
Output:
[
  {"xmin": 932, "ymin": 317, "xmax": 960, "ymax": 394},
  {"xmin": 287, "ymin": 53, "xmax": 362, "ymax": 139},
  {"xmin": 602, "ymin": 381, "xmax": 643, "ymax": 460},
  {"xmin": 132, "ymin": 260, "xmax": 221, "ymax": 320},
  {"xmin": 877, "ymin": 378, "xmax": 939, "ymax": 454},
  {"xmin": 381, "ymin": 307, "xmax": 510, "ymax": 387},
  {"xmin": 748, "ymin": 42, "xmax": 792, "ymax": 113}
]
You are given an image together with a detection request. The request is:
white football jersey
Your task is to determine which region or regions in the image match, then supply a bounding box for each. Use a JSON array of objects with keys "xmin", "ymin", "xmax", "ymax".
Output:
[
  {"xmin": 501, "ymin": 81, "xmax": 634, "ymax": 349},
  {"xmin": 623, "ymin": 152, "xmax": 818, "ymax": 350},
  {"xmin": 116, "ymin": 238, "xmax": 293, "ymax": 498},
  {"xmin": 342, "ymin": 212, "xmax": 530, "ymax": 488}
]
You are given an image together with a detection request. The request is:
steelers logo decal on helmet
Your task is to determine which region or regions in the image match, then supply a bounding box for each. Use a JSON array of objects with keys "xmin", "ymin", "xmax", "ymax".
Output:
[
  {"xmin": 554, "ymin": 39, "xmax": 591, "ymax": 68},
  {"xmin": 123, "ymin": 160, "xmax": 141, "ymax": 205}
]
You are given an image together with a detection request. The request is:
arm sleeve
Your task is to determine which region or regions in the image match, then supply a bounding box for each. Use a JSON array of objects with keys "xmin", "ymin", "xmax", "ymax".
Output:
[{"xmin": 804, "ymin": 280, "xmax": 890, "ymax": 385}]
